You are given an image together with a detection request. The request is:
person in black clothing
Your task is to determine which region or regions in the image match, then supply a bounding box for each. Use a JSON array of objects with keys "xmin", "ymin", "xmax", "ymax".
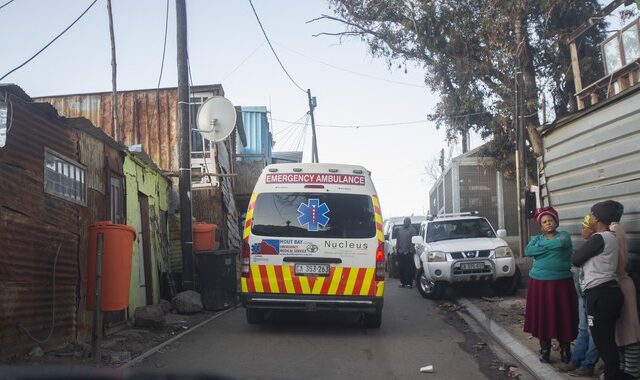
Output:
[
  {"xmin": 395, "ymin": 217, "xmax": 416, "ymax": 288},
  {"xmin": 571, "ymin": 200, "xmax": 634, "ymax": 380}
]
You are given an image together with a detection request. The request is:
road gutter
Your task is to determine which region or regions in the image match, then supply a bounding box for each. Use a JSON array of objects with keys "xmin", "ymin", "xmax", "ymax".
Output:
[
  {"xmin": 120, "ymin": 306, "xmax": 237, "ymax": 369},
  {"xmin": 457, "ymin": 298, "xmax": 562, "ymax": 380}
]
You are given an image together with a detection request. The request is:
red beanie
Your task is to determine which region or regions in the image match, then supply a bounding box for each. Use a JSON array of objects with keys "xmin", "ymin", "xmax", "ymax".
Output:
[{"xmin": 534, "ymin": 207, "xmax": 559, "ymax": 225}]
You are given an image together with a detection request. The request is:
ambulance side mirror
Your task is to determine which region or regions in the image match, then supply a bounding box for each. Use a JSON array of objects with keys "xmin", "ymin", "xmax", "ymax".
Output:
[{"xmin": 412, "ymin": 236, "xmax": 422, "ymax": 245}]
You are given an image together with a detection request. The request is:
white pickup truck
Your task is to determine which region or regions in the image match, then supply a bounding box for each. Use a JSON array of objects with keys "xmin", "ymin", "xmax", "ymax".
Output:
[{"xmin": 412, "ymin": 213, "xmax": 520, "ymax": 299}]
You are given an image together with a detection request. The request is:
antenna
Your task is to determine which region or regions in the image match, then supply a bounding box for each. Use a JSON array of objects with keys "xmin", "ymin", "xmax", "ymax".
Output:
[{"xmin": 195, "ymin": 96, "xmax": 237, "ymax": 142}]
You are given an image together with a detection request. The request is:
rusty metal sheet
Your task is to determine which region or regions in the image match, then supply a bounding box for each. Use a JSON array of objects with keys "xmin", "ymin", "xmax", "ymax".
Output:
[
  {"xmin": 36, "ymin": 85, "xmax": 223, "ymax": 172},
  {"xmin": 0, "ymin": 86, "xmax": 120, "ymax": 358}
]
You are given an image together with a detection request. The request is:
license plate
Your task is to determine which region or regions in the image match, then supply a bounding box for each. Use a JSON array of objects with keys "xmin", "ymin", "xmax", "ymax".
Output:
[
  {"xmin": 294, "ymin": 264, "xmax": 330, "ymax": 276},
  {"xmin": 461, "ymin": 262, "xmax": 485, "ymax": 270}
]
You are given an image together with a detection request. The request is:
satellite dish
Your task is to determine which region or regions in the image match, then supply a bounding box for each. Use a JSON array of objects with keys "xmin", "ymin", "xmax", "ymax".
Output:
[{"xmin": 195, "ymin": 96, "xmax": 237, "ymax": 142}]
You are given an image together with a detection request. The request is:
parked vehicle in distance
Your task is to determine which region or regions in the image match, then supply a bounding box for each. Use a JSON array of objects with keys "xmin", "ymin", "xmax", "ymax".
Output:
[
  {"xmin": 412, "ymin": 212, "xmax": 520, "ymax": 299},
  {"xmin": 383, "ymin": 216, "xmax": 425, "ymax": 278}
]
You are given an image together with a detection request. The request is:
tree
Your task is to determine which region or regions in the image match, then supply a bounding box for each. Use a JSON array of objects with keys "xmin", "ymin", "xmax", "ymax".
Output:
[{"xmin": 314, "ymin": 0, "xmax": 605, "ymax": 173}]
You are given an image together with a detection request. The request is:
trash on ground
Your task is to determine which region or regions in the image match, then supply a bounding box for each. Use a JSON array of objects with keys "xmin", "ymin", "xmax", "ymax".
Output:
[
  {"xmin": 419, "ymin": 365, "xmax": 434, "ymax": 373},
  {"xmin": 481, "ymin": 296, "xmax": 504, "ymax": 302}
]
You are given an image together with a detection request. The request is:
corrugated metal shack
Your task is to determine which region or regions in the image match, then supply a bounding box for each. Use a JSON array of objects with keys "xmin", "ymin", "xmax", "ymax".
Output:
[
  {"xmin": 429, "ymin": 145, "xmax": 521, "ymax": 240},
  {"xmin": 0, "ymin": 84, "xmax": 125, "ymax": 358},
  {"xmin": 234, "ymin": 106, "xmax": 273, "ymax": 217},
  {"xmin": 539, "ymin": 86, "xmax": 640, "ymax": 256},
  {"xmin": 36, "ymin": 85, "xmax": 244, "ymax": 278},
  {"xmin": 540, "ymin": 4, "xmax": 640, "ymax": 265}
]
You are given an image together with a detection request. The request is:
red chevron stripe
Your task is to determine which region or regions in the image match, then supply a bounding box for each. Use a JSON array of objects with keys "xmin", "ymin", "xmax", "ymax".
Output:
[
  {"xmin": 368, "ymin": 279, "xmax": 377, "ymax": 296},
  {"xmin": 248, "ymin": 267, "xmax": 256, "ymax": 293},
  {"xmin": 336, "ymin": 268, "xmax": 351, "ymax": 295},
  {"xmin": 274, "ymin": 265, "xmax": 285, "ymax": 293},
  {"xmin": 320, "ymin": 267, "xmax": 334, "ymax": 294},
  {"xmin": 308, "ymin": 276, "xmax": 317, "ymax": 291},
  {"xmin": 352, "ymin": 268, "xmax": 367, "ymax": 295},
  {"xmin": 291, "ymin": 265, "xmax": 303, "ymax": 294},
  {"xmin": 259, "ymin": 265, "xmax": 271, "ymax": 293}
]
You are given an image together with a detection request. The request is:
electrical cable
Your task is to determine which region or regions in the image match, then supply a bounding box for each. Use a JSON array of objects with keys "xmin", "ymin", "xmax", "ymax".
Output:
[
  {"xmin": 157, "ymin": 0, "xmax": 170, "ymax": 89},
  {"xmin": 273, "ymin": 41, "xmax": 426, "ymax": 89},
  {"xmin": 247, "ymin": 0, "xmax": 306, "ymax": 93},
  {"xmin": 271, "ymin": 110, "xmax": 490, "ymax": 129},
  {"xmin": 17, "ymin": 242, "xmax": 62, "ymax": 344},
  {"xmin": 221, "ymin": 41, "xmax": 266, "ymax": 82},
  {"xmin": 0, "ymin": 0, "xmax": 98, "ymax": 81},
  {"xmin": 0, "ymin": 0, "xmax": 16, "ymax": 10}
]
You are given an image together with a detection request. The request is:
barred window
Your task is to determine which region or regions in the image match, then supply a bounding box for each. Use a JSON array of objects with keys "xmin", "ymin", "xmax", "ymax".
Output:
[{"xmin": 44, "ymin": 150, "xmax": 86, "ymax": 205}]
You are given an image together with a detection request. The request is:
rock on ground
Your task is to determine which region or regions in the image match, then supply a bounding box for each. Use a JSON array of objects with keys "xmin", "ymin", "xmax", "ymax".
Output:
[
  {"xmin": 159, "ymin": 299, "xmax": 172, "ymax": 314},
  {"xmin": 171, "ymin": 290, "xmax": 203, "ymax": 315},
  {"xmin": 134, "ymin": 304, "xmax": 165, "ymax": 327}
]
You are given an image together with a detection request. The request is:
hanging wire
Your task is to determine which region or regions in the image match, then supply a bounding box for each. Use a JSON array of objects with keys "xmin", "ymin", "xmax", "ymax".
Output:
[
  {"xmin": 157, "ymin": 0, "xmax": 170, "ymax": 89},
  {"xmin": 17, "ymin": 242, "xmax": 62, "ymax": 344},
  {"xmin": 247, "ymin": 0, "xmax": 306, "ymax": 93},
  {"xmin": 0, "ymin": 0, "xmax": 16, "ymax": 11},
  {"xmin": 0, "ymin": 0, "xmax": 99, "ymax": 81}
]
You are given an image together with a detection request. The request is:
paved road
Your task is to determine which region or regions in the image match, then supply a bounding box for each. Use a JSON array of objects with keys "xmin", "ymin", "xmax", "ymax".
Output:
[{"xmin": 134, "ymin": 278, "xmax": 529, "ymax": 379}]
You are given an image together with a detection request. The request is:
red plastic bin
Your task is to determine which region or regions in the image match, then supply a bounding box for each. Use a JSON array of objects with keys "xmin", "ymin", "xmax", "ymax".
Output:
[{"xmin": 86, "ymin": 221, "xmax": 136, "ymax": 311}]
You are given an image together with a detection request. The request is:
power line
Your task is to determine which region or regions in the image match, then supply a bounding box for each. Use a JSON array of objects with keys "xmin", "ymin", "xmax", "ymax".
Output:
[
  {"xmin": 0, "ymin": 0, "xmax": 16, "ymax": 10},
  {"xmin": 271, "ymin": 117, "xmax": 427, "ymax": 128},
  {"xmin": 0, "ymin": 0, "xmax": 98, "ymax": 81},
  {"xmin": 221, "ymin": 41, "xmax": 266, "ymax": 82},
  {"xmin": 157, "ymin": 0, "xmax": 170, "ymax": 89},
  {"xmin": 273, "ymin": 41, "xmax": 426, "ymax": 89},
  {"xmin": 247, "ymin": 0, "xmax": 306, "ymax": 93}
]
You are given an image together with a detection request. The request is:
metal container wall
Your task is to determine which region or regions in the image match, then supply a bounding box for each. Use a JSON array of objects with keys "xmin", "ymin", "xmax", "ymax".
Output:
[
  {"xmin": 238, "ymin": 107, "xmax": 271, "ymax": 163},
  {"xmin": 540, "ymin": 87, "xmax": 640, "ymax": 254},
  {"xmin": 0, "ymin": 85, "xmax": 126, "ymax": 358},
  {"xmin": 0, "ymin": 86, "xmax": 82, "ymax": 358},
  {"xmin": 36, "ymin": 85, "xmax": 224, "ymax": 171}
]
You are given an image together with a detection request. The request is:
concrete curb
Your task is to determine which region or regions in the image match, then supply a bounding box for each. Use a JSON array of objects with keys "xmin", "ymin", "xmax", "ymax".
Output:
[
  {"xmin": 457, "ymin": 298, "xmax": 562, "ymax": 380},
  {"xmin": 119, "ymin": 306, "xmax": 237, "ymax": 369}
]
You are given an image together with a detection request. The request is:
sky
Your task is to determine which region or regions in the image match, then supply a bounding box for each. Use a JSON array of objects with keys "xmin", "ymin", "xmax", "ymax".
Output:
[{"xmin": 0, "ymin": 0, "xmax": 481, "ymax": 218}]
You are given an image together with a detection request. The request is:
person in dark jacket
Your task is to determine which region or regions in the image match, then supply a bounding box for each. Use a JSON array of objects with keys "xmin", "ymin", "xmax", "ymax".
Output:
[
  {"xmin": 524, "ymin": 207, "xmax": 578, "ymax": 364},
  {"xmin": 395, "ymin": 217, "xmax": 416, "ymax": 288},
  {"xmin": 571, "ymin": 200, "xmax": 634, "ymax": 380}
]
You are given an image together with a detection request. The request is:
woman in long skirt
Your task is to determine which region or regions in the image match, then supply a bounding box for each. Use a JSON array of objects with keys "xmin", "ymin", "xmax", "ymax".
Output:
[{"xmin": 524, "ymin": 207, "xmax": 578, "ymax": 363}]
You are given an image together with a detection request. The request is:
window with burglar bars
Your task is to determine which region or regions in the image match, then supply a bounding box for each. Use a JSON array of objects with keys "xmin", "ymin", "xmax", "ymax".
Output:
[{"xmin": 44, "ymin": 150, "xmax": 86, "ymax": 205}]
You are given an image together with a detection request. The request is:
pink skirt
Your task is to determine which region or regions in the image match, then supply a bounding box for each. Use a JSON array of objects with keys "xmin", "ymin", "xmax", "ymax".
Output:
[{"xmin": 524, "ymin": 278, "xmax": 578, "ymax": 342}]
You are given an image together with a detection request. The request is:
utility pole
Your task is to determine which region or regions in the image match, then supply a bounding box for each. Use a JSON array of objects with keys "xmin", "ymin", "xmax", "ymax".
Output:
[
  {"xmin": 307, "ymin": 89, "xmax": 319, "ymax": 163},
  {"xmin": 106, "ymin": 0, "xmax": 118, "ymax": 142},
  {"xmin": 176, "ymin": 0, "xmax": 194, "ymax": 290},
  {"xmin": 515, "ymin": 70, "xmax": 529, "ymax": 258}
]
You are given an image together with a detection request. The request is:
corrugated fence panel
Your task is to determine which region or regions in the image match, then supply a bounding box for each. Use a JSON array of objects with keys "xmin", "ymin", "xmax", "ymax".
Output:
[
  {"xmin": 37, "ymin": 88, "xmax": 181, "ymax": 171},
  {"xmin": 542, "ymin": 90, "xmax": 640, "ymax": 253},
  {"xmin": 0, "ymin": 93, "xmax": 81, "ymax": 358}
]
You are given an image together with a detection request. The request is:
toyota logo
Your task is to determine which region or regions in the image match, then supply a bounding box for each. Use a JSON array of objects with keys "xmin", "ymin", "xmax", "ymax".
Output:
[{"xmin": 306, "ymin": 243, "xmax": 319, "ymax": 253}]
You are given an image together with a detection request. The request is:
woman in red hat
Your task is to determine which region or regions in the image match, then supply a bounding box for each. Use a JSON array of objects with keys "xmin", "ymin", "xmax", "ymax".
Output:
[{"xmin": 524, "ymin": 207, "xmax": 578, "ymax": 364}]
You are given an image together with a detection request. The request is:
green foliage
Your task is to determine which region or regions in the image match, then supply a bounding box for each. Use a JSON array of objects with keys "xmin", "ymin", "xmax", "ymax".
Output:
[{"xmin": 325, "ymin": 0, "xmax": 605, "ymax": 168}]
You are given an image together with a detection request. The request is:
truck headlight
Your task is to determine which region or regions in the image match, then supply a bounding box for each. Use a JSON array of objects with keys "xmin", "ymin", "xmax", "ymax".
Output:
[
  {"xmin": 427, "ymin": 251, "xmax": 446, "ymax": 262},
  {"xmin": 494, "ymin": 246, "xmax": 513, "ymax": 258}
]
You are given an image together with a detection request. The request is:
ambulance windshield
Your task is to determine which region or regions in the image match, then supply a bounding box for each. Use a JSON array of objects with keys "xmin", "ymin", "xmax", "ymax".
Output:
[{"xmin": 251, "ymin": 192, "xmax": 376, "ymax": 238}]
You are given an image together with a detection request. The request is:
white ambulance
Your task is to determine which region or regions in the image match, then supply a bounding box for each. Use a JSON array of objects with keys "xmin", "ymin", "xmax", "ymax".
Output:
[{"xmin": 240, "ymin": 163, "xmax": 385, "ymax": 328}]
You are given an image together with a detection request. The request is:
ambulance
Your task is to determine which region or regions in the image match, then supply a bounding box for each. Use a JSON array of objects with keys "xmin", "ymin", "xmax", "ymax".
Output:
[{"xmin": 240, "ymin": 163, "xmax": 385, "ymax": 328}]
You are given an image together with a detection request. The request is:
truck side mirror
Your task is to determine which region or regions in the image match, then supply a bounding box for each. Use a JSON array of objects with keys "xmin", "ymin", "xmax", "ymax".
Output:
[
  {"xmin": 411, "ymin": 236, "xmax": 422, "ymax": 245},
  {"xmin": 496, "ymin": 229, "xmax": 507, "ymax": 239}
]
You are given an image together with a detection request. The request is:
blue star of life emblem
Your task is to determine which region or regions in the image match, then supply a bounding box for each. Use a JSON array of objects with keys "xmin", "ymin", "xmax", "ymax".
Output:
[{"xmin": 297, "ymin": 199, "xmax": 330, "ymax": 232}]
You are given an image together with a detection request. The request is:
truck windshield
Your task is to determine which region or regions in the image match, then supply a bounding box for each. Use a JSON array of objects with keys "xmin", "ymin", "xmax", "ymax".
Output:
[
  {"xmin": 251, "ymin": 192, "xmax": 376, "ymax": 238},
  {"xmin": 426, "ymin": 218, "xmax": 495, "ymax": 242}
]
